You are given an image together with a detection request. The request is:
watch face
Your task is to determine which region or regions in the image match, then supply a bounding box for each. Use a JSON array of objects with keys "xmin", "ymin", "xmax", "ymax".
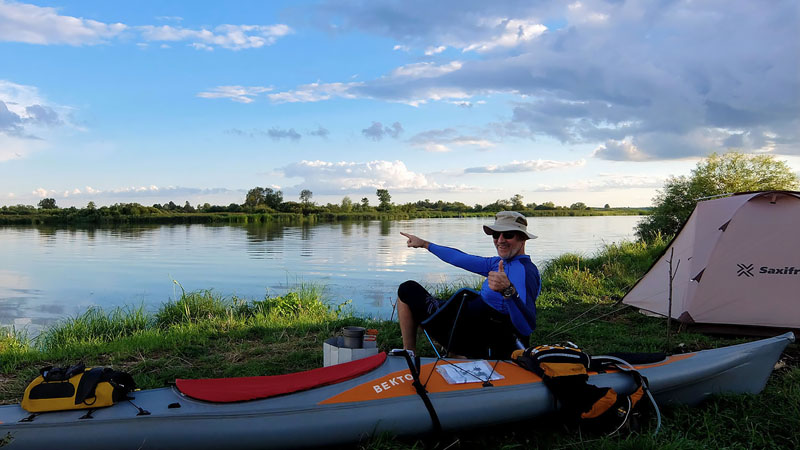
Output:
[{"xmin": 503, "ymin": 286, "xmax": 515, "ymax": 297}]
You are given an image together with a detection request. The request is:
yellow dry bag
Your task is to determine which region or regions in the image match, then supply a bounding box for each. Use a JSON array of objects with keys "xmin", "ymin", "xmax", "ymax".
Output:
[{"xmin": 21, "ymin": 363, "xmax": 136, "ymax": 413}]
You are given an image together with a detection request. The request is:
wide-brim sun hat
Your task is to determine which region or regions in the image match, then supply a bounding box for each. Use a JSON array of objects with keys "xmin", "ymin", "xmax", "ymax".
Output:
[{"xmin": 483, "ymin": 211, "xmax": 538, "ymax": 240}]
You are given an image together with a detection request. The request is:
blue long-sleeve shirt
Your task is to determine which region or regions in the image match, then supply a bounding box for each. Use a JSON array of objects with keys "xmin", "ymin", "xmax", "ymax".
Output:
[{"xmin": 428, "ymin": 243, "xmax": 540, "ymax": 336}]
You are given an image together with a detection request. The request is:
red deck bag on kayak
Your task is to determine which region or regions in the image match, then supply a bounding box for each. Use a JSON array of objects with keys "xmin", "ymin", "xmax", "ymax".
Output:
[{"xmin": 176, "ymin": 352, "xmax": 386, "ymax": 403}]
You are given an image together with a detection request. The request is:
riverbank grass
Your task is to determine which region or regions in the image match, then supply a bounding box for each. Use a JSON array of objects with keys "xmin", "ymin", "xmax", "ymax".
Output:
[{"xmin": 1, "ymin": 238, "xmax": 797, "ymax": 449}]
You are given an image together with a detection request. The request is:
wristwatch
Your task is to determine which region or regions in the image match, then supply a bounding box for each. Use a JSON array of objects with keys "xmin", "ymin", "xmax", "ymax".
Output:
[{"xmin": 502, "ymin": 284, "xmax": 517, "ymax": 298}]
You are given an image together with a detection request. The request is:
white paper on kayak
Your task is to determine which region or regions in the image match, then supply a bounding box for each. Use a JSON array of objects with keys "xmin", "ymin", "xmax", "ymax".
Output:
[{"xmin": 436, "ymin": 361, "xmax": 505, "ymax": 384}]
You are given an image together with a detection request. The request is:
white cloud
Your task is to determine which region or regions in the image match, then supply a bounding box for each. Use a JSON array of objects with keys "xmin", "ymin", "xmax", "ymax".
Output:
[
  {"xmin": 282, "ymin": 160, "xmax": 439, "ymax": 192},
  {"xmin": 401, "ymin": 88, "xmax": 472, "ymax": 107},
  {"xmin": 196, "ymin": 86, "xmax": 272, "ymax": 103},
  {"xmin": 0, "ymin": 2, "xmax": 291, "ymax": 50},
  {"xmin": 33, "ymin": 187, "xmax": 52, "ymax": 198},
  {"xmin": 465, "ymin": 159, "xmax": 586, "ymax": 173},
  {"xmin": 0, "ymin": 0, "xmax": 126, "ymax": 45},
  {"xmin": 267, "ymin": 82, "xmax": 362, "ymax": 103},
  {"xmin": 566, "ymin": 2, "xmax": 610, "ymax": 24},
  {"xmin": 408, "ymin": 128, "xmax": 495, "ymax": 152},
  {"xmin": 390, "ymin": 61, "xmax": 462, "ymax": 79},
  {"xmin": 2, "ymin": 183, "xmax": 251, "ymax": 207},
  {"xmin": 138, "ymin": 23, "xmax": 292, "ymax": 50},
  {"xmin": 191, "ymin": 42, "xmax": 213, "ymax": 51},
  {"xmin": 462, "ymin": 18, "xmax": 547, "ymax": 53},
  {"xmin": 23, "ymin": 185, "xmax": 239, "ymax": 201},
  {"xmin": 592, "ymin": 139, "xmax": 650, "ymax": 162},
  {"xmin": 265, "ymin": 62, "xmax": 468, "ymax": 106},
  {"xmin": 532, "ymin": 173, "xmax": 664, "ymax": 192},
  {"xmin": 424, "ymin": 45, "xmax": 446, "ymax": 55}
]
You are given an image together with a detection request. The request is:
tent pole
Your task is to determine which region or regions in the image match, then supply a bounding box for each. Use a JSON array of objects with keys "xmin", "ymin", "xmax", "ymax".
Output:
[{"xmin": 666, "ymin": 247, "xmax": 680, "ymax": 353}]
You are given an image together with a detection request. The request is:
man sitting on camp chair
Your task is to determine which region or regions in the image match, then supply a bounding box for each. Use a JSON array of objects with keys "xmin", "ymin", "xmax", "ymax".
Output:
[{"xmin": 397, "ymin": 211, "xmax": 541, "ymax": 359}]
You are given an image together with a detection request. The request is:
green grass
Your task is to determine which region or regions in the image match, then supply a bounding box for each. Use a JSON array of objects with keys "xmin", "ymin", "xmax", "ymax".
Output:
[{"xmin": 0, "ymin": 238, "xmax": 797, "ymax": 449}]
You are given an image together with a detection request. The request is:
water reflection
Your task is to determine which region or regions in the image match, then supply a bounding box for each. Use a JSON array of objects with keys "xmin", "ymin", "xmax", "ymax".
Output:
[
  {"xmin": 35, "ymin": 227, "xmax": 57, "ymax": 246},
  {"xmin": 379, "ymin": 220, "xmax": 392, "ymax": 236},
  {"xmin": 0, "ymin": 217, "xmax": 641, "ymax": 330},
  {"xmin": 0, "ymin": 269, "xmax": 64, "ymax": 334},
  {"xmin": 340, "ymin": 221, "xmax": 354, "ymax": 236},
  {"xmin": 0, "ymin": 270, "xmax": 34, "ymax": 299}
]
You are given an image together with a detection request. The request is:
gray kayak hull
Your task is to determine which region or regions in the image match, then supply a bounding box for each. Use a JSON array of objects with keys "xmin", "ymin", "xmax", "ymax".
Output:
[{"xmin": 0, "ymin": 332, "xmax": 793, "ymax": 449}]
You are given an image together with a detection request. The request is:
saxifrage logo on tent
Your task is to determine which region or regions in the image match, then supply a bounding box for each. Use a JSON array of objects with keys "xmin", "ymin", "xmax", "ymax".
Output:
[
  {"xmin": 738, "ymin": 264, "xmax": 800, "ymax": 277},
  {"xmin": 737, "ymin": 264, "xmax": 754, "ymax": 277},
  {"xmin": 759, "ymin": 266, "xmax": 800, "ymax": 275}
]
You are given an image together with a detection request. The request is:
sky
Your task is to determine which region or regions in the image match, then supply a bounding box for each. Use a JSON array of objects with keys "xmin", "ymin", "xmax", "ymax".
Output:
[{"xmin": 0, "ymin": 0, "xmax": 798, "ymax": 209}]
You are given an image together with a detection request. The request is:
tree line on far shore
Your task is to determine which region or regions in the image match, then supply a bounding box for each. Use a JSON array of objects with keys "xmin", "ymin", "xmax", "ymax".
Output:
[
  {"xmin": 2, "ymin": 152, "xmax": 797, "ymax": 239},
  {"xmin": 242, "ymin": 187, "xmax": 610, "ymax": 214},
  {"xmin": 1, "ymin": 190, "xmax": 625, "ymax": 220}
]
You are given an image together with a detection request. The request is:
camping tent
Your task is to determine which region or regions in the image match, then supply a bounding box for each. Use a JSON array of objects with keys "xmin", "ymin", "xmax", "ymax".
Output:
[{"xmin": 623, "ymin": 191, "xmax": 800, "ymax": 330}]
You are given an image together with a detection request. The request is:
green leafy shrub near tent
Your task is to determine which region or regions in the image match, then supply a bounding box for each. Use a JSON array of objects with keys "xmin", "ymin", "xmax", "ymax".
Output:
[{"xmin": 635, "ymin": 152, "xmax": 799, "ymax": 241}]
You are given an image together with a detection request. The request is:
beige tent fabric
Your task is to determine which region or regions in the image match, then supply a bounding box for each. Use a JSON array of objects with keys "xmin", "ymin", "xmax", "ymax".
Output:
[{"xmin": 623, "ymin": 191, "xmax": 800, "ymax": 328}]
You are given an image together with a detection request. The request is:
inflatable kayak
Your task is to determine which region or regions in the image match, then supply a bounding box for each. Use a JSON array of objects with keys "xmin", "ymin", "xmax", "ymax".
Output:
[{"xmin": 0, "ymin": 332, "xmax": 793, "ymax": 449}]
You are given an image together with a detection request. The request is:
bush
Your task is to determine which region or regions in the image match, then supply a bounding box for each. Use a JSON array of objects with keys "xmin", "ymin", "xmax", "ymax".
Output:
[{"xmin": 636, "ymin": 152, "xmax": 798, "ymax": 240}]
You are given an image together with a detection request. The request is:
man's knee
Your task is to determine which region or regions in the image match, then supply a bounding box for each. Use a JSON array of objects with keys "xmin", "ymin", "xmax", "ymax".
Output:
[{"xmin": 397, "ymin": 280, "xmax": 423, "ymax": 304}]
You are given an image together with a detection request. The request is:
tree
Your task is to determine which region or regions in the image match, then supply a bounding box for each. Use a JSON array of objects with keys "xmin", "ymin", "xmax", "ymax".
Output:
[
  {"xmin": 636, "ymin": 152, "xmax": 799, "ymax": 240},
  {"xmin": 299, "ymin": 189, "xmax": 313, "ymax": 205},
  {"xmin": 360, "ymin": 197, "xmax": 370, "ymax": 209},
  {"xmin": 245, "ymin": 187, "xmax": 266, "ymax": 207},
  {"xmin": 569, "ymin": 202, "xmax": 588, "ymax": 210},
  {"xmin": 534, "ymin": 201, "xmax": 556, "ymax": 210},
  {"xmin": 484, "ymin": 199, "xmax": 512, "ymax": 212},
  {"xmin": 341, "ymin": 196, "xmax": 353, "ymax": 212},
  {"xmin": 510, "ymin": 194, "xmax": 524, "ymax": 210},
  {"xmin": 38, "ymin": 198, "xmax": 57, "ymax": 209},
  {"xmin": 604, "ymin": 204, "xmax": 610, "ymax": 209},
  {"xmin": 376, "ymin": 189, "xmax": 392, "ymax": 211},
  {"xmin": 264, "ymin": 188, "xmax": 283, "ymax": 209},
  {"xmin": 86, "ymin": 201, "xmax": 96, "ymax": 210}
]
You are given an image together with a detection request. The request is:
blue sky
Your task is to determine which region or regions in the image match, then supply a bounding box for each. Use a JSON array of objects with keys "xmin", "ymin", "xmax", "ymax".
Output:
[{"xmin": 1, "ymin": 0, "xmax": 798, "ymax": 208}]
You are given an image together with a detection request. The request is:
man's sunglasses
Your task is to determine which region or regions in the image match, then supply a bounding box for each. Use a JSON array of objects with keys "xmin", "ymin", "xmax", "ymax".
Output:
[{"xmin": 492, "ymin": 231, "xmax": 519, "ymax": 240}]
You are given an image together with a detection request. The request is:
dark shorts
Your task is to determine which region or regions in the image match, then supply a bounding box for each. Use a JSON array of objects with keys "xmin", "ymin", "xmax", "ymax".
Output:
[
  {"xmin": 397, "ymin": 280, "xmax": 444, "ymax": 320},
  {"xmin": 397, "ymin": 280, "xmax": 523, "ymax": 359}
]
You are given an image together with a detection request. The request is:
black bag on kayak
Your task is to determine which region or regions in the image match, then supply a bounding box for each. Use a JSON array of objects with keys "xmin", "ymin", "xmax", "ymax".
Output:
[
  {"xmin": 21, "ymin": 363, "xmax": 136, "ymax": 413},
  {"xmin": 512, "ymin": 344, "xmax": 655, "ymax": 434}
]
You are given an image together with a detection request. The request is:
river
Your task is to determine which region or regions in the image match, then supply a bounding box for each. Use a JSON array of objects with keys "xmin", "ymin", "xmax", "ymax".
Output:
[{"xmin": 0, "ymin": 216, "xmax": 642, "ymax": 333}]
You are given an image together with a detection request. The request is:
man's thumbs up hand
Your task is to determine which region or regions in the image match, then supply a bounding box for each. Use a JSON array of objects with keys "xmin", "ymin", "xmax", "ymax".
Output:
[{"xmin": 488, "ymin": 260, "xmax": 511, "ymax": 293}]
